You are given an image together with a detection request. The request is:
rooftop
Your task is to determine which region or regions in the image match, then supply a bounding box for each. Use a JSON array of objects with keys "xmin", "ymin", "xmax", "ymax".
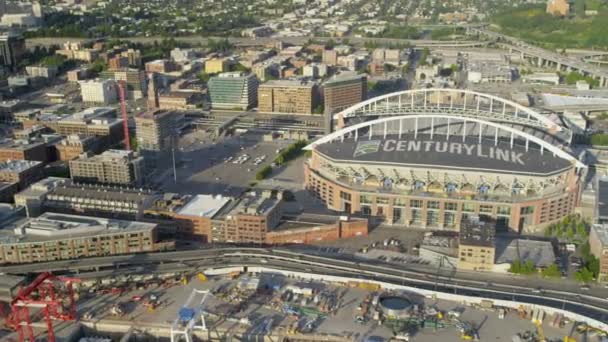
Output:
[
  {"xmin": 597, "ymin": 177, "xmax": 608, "ymax": 221},
  {"xmin": 314, "ymin": 134, "xmax": 573, "ymax": 176},
  {"xmin": 59, "ymin": 107, "xmax": 118, "ymax": 124},
  {"xmin": 260, "ymin": 79, "xmax": 316, "ymax": 88},
  {"xmin": 0, "ymin": 160, "xmax": 41, "ymax": 173},
  {"xmin": 78, "ymin": 149, "xmax": 140, "ymax": 163},
  {"xmin": 0, "ymin": 138, "xmax": 46, "ymax": 150},
  {"xmin": 177, "ymin": 194, "xmax": 231, "ymax": 218},
  {"xmin": 459, "ymin": 216, "xmax": 495, "ymax": 247},
  {"xmin": 0, "ymin": 212, "xmax": 157, "ymax": 245},
  {"xmin": 229, "ymin": 191, "xmax": 281, "ymax": 217},
  {"xmin": 495, "ymin": 238, "xmax": 555, "ymax": 267},
  {"xmin": 591, "ymin": 224, "xmax": 608, "ymax": 246}
]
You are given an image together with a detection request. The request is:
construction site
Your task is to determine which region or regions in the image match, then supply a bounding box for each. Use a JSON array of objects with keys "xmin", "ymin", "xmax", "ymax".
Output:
[{"xmin": 0, "ymin": 267, "xmax": 605, "ymax": 342}]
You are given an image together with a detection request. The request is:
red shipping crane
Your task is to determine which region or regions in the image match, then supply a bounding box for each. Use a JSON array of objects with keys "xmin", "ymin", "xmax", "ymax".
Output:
[
  {"xmin": 6, "ymin": 272, "xmax": 80, "ymax": 342},
  {"xmin": 117, "ymin": 81, "xmax": 131, "ymax": 151}
]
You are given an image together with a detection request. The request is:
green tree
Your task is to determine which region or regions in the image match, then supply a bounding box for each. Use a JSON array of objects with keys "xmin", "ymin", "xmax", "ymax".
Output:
[
  {"xmin": 255, "ymin": 165, "xmax": 272, "ymax": 180},
  {"xmin": 541, "ymin": 263, "xmax": 561, "ymax": 278},
  {"xmin": 575, "ymin": 267, "xmax": 594, "ymax": 282},
  {"xmin": 197, "ymin": 72, "xmax": 211, "ymax": 83}
]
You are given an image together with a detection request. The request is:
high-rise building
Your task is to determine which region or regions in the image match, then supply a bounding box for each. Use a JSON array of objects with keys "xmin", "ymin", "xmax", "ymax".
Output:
[
  {"xmin": 0, "ymin": 31, "xmax": 25, "ymax": 71},
  {"xmin": 135, "ymin": 109, "xmax": 178, "ymax": 170},
  {"xmin": 323, "ymin": 73, "xmax": 367, "ymax": 132},
  {"xmin": 147, "ymin": 73, "xmax": 160, "ymax": 109},
  {"xmin": 99, "ymin": 68, "xmax": 147, "ymax": 99},
  {"xmin": 79, "ymin": 79, "xmax": 118, "ymax": 104},
  {"xmin": 323, "ymin": 74, "xmax": 367, "ymax": 114},
  {"xmin": 69, "ymin": 149, "xmax": 144, "ymax": 187},
  {"xmin": 322, "ymin": 49, "xmax": 338, "ymax": 65},
  {"xmin": 205, "ymin": 58, "xmax": 230, "ymax": 74},
  {"xmin": 258, "ymin": 80, "xmax": 319, "ymax": 114},
  {"xmin": 208, "ymin": 72, "xmax": 259, "ymax": 110}
]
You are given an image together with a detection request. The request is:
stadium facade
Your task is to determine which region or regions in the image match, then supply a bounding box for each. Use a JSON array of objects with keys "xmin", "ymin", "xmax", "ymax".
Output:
[{"xmin": 304, "ymin": 89, "xmax": 585, "ymax": 233}]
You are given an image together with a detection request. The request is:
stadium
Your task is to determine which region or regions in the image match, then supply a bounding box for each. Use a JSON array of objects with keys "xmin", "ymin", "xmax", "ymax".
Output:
[{"xmin": 304, "ymin": 88, "xmax": 586, "ymax": 233}]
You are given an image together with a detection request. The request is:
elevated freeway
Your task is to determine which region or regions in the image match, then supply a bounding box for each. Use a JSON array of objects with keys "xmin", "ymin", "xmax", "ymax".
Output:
[
  {"xmin": 468, "ymin": 27, "xmax": 608, "ymax": 87},
  {"xmin": 1, "ymin": 247, "xmax": 606, "ymax": 325}
]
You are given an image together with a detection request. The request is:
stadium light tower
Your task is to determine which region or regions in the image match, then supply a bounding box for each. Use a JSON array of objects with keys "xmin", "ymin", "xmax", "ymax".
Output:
[{"xmin": 170, "ymin": 289, "xmax": 210, "ymax": 342}]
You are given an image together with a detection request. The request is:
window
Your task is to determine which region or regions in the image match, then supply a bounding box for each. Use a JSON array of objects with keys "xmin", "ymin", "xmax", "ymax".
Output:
[
  {"xmin": 497, "ymin": 206, "xmax": 511, "ymax": 215},
  {"xmin": 445, "ymin": 202, "xmax": 458, "ymax": 211},
  {"xmin": 410, "ymin": 199, "xmax": 423, "ymax": 208},
  {"xmin": 377, "ymin": 197, "xmax": 389, "ymax": 204},
  {"xmin": 394, "ymin": 198, "xmax": 406, "ymax": 206},
  {"xmin": 361, "ymin": 205, "xmax": 372, "ymax": 216},
  {"xmin": 463, "ymin": 203, "xmax": 476, "ymax": 212},
  {"xmin": 340, "ymin": 191, "xmax": 351, "ymax": 201},
  {"xmin": 360, "ymin": 195, "xmax": 373, "ymax": 204},
  {"xmin": 411, "ymin": 209, "xmax": 422, "ymax": 224},
  {"xmin": 444, "ymin": 212, "xmax": 455, "ymax": 228},
  {"xmin": 520, "ymin": 206, "xmax": 535, "ymax": 215},
  {"xmin": 479, "ymin": 205, "xmax": 493, "ymax": 214},
  {"xmin": 427, "ymin": 201, "xmax": 440, "ymax": 210},
  {"xmin": 426, "ymin": 211, "xmax": 439, "ymax": 227}
]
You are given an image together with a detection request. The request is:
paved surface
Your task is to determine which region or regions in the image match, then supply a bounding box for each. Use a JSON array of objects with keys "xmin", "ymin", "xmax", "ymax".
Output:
[
  {"xmin": 72, "ymin": 273, "xmax": 580, "ymax": 341},
  {"xmin": 159, "ymin": 131, "xmax": 292, "ymax": 197}
]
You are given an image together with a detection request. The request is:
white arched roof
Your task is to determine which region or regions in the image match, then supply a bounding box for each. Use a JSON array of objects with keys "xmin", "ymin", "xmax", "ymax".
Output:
[
  {"xmin": 334, "ymin": 88, "xmax": 561, "ymax": 132},
  {"xmin": 307, "ymin": 114, "xmax": 584, "ymax": 168}
]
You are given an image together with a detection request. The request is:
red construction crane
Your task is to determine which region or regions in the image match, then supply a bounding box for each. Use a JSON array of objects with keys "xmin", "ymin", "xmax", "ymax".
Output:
[
  {"xmin": 117, "ymin": 81, "xmax": 131, "ymax": 151},
  {"xmin": 6, "ymin": 272, "xmax": 80, "ymax": 342}
]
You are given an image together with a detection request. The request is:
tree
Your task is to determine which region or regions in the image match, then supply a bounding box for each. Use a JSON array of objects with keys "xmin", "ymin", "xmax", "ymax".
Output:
[
  {"xmin": 197, "ymin": 72, "xmax": 211, "ymax": 83},
  {"xmin": 541, "ymin": 264, "xmax": 561, "ymax": 278},
  {"xmin": 575, "ymin": 267, "xmax": 594, "ymax": 282},
  {"xmin": 255, "ymin": 165, "xmax": 272, "ymax": 180}
]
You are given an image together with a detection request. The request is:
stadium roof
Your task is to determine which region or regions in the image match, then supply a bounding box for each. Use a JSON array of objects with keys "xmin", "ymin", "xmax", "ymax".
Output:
[
  {"xmin": 308, "ymin": 114, "xmax": 584, "ymax": 169},
  {"xmin": 315, "ymin": 134, "xmax": 572, "ymax": 176}
]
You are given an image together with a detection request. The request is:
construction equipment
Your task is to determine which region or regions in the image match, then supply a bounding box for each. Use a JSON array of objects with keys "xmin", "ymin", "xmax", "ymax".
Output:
[
  {"xmin": 6, "ymin": 272, "xmax": 80, "ymax": 342},
  {"xmin": 117, "ymin": 81, "xmax": 130, "ymax": 151},
  {"xmin": 197, "ymin": 273, "xmax": 208, "ymax": 282}
]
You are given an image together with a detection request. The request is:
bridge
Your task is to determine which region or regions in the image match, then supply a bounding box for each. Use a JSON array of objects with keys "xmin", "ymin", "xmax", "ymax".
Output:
[{"xmin": 468, "ymin": 27, "xmax": 608, "ymax": 87}]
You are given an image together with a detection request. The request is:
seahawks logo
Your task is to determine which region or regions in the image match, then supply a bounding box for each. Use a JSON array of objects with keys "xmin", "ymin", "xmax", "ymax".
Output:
[{"xmin": 354, "ymin": 140, "xmax": 381, "ymax": 157}]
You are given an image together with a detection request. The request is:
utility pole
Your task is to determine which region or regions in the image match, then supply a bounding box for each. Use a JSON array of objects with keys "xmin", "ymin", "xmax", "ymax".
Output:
[{"xmin": 172, "ymin": 147, "xmax": 177, "ymax": 183}]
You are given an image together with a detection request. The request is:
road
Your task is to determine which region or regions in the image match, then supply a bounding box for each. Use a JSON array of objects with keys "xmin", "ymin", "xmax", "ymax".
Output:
[
  {"xmin": 1, "ymin": 247, "xmax": 606, "ymax": 325},
  {"xmin": 25, "ymin": 35, "xmax": 489, "ymax": 49}
]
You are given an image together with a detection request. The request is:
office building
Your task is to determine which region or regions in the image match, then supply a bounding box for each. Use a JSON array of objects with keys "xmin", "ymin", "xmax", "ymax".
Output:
[
  {"xmin": 56, "ymin": 134, "xmax": 100, "ymax": 161},
  {"xmin": 212, "ymin": 190, "xmax": 282, "ymax": 244},
  {"xmin": 323, "ymin": 74, "xmax": 367, "ymax": 115},
  {"xmin": 208, "ymin": 72, "xmax": 259, "ymax": 110},
  {"xmin": 205, "ymin": 58, "xmax": 230, "ymax": 74},
  {"xmin": 79, "ymin": 79, "xmax": 118, "ymax": 104},
  {"xmin": 108, "ymin": 56, "xmax": 129, "ymax": 70},
  {"xmin": 145, "ymin": 59, "xmax": 179, "ymax": 73},
  {"xmin": 99, "ymin": 68, "xmax": 147, "ymax": 99},
  {"xmin": 25, "ymin": 65, "xmax": 58, "ymax": 79},
  {"xmin": 258, "ymin": 80, "xmax": 319, "ymax": 114},
  {"xmin": 0, "ymin": 139, "xmax": 48, "ymax": 163},
  {"xmin": 69, "ymin": 149, "xmax": 144, "ymax": 187},
  {"xmin": 457, "ymin": 216, "xmax": 496, "ymax": 271},
  {"xmin": 0, "ymin": 31, "xmax": 25, "ymax": 71},
  {"xmin": 158, "ymin": 92, "xmax": 201, "ymax": 110},
  {"xmin": 0, "ymin": 213, "xmax": 174, "ymax": 264},
  {"xmin": 15, "ymin": 177, "xmax": 156, "ymax": 219},
  {"xmin": 44, "ymin": 107, "xmax": 124, "ymax": 149},
  {"xmin": 170, "ymin": 48, "xmax": 197, "ymax": 63},
  {"xmin": 135, "ymin": 109, "xmax": 178, "ymax": 170},
  {"xmin": 590, "ymin": 224, "xmax": 608, "ymax": 283},
  {"xmin": 0, "ymin": 159, "xmax": 44, "ymax": 201},
  {"xmin": 135, "ymin": 109, "xmax": 177, "ymax": 152},
  {"xmin": 322, "ymin": 49, "xmax": 338, "ymax": 65}
]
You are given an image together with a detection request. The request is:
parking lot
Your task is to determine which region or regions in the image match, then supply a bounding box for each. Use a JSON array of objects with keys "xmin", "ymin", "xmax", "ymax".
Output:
[{"xmin": 160, "ymin": 130, "xmax": 293, "ymax": 197}]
